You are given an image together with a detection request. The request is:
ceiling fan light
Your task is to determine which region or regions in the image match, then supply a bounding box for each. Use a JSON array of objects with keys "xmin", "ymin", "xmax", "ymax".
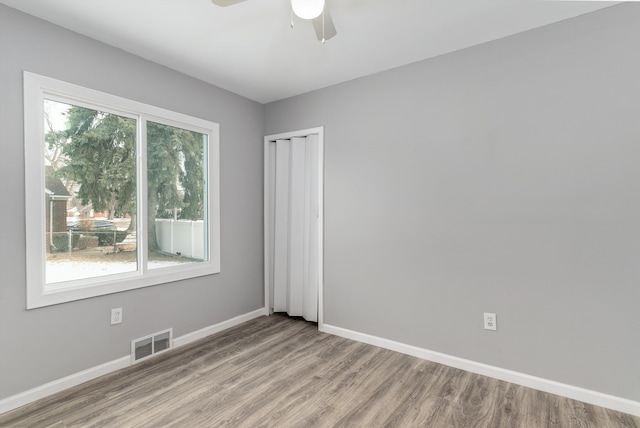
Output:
[{"xmin": 291, "ymin": 0, "xmax": 325, "ymax": 20}]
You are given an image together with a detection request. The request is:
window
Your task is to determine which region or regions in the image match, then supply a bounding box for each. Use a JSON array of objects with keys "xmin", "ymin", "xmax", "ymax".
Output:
[{"xmin": 24, "ymin": 72, "xmax": 220, "ymax": 309}]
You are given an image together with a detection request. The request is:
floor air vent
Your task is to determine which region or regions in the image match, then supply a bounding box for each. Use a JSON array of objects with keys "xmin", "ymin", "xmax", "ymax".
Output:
[{"xmin": 131, "ymin": 328, "xmax": 173, "ymax": 363}]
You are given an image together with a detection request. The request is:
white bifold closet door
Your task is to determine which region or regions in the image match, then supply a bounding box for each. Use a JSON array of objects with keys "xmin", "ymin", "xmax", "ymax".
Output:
[{"xmin": 271, "ymin": 135, "xmax": 319, "ymax": 322}]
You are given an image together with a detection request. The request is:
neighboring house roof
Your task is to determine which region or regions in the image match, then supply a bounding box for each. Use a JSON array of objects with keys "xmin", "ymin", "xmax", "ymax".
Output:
[{"xmin": 44, "ymin": 166, "xmax": 71, "ymax": 197}]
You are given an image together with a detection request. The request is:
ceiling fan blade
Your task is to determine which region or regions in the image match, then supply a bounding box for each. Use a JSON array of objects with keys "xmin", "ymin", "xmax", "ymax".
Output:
[
  {"xmin": 211, "ymin": 0, "xmax": 247, "ymax": 6},
  {"xmin": 312, "ymin": 8, "xmax": 337, "ymax": 42}
]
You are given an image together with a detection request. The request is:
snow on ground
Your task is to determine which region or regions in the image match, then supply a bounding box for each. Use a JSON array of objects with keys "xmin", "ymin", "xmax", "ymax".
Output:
[{"xmin": 46, "ymin": 260, "xmax": 192, "ymax": 283}]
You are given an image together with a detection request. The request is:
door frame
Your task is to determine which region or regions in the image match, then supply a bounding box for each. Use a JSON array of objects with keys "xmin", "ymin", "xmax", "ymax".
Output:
[{"xmin": 264, "ymin": 127, "xmax": 324, "ymax": 329}]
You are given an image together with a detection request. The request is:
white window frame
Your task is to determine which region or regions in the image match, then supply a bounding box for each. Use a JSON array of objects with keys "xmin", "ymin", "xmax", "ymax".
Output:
[{"xmin": 24, "ymin": 72, "xmax": 221, "ymax": 309}]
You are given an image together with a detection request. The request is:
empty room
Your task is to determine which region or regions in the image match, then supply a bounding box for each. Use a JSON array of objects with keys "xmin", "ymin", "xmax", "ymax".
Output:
[{"xmin": 0, "ymin": 0, "xmax": 638, "ymax": 426}]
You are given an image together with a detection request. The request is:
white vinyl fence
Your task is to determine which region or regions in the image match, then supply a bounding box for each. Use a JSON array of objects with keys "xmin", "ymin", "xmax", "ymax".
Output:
[{"xmin": 155, "ymin": 219, "xmax": 204, "ymax": 260}]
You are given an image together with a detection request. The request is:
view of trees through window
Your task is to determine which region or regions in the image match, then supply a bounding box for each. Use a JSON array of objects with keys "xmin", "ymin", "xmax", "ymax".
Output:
[{"xmin": 44, "ymin": 99, "xmax": 207, "ymax": 284}]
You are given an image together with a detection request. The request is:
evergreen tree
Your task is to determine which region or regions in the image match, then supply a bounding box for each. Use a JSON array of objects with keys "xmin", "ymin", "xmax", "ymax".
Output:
[
  {"xmin": 58, "ymin": 106, "xmax": 136, "ymax": 220},
  {"xmin": 146, "ymin": 121, "xmax": 205, "ymax": 250},
  {"xmin": 53, "ymin": 106, "xmax": 205, "ymax": 251}
]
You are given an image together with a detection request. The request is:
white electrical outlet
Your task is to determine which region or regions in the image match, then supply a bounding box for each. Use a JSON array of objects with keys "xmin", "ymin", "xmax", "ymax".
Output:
[
  {"xmin": 111, "ymin": 307, "xmax": 123, "ymax": 325},
  {"xmin": 484, "ymin": 312, "xmax": 497, "ymax": 331}
]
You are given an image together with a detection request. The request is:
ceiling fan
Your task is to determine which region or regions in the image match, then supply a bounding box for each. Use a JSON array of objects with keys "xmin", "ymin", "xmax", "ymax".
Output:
[{"xmin": 211, "ymin": 0, "xmax": 337, "ymax": 43}]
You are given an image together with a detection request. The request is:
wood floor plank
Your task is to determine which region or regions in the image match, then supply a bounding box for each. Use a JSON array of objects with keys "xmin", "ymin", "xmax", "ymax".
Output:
[{"xmin": 0, "ymin": 314, "xmax": 638, "ymax": 428}]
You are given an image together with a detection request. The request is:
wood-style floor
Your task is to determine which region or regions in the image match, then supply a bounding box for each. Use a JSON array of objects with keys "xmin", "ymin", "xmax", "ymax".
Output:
[{"xmin": 1, "ymin": 314, "xmax": 637, "ymax": 427}]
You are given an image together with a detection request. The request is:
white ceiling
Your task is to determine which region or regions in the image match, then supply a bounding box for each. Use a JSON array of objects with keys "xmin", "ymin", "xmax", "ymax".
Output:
[{"xmin": 0, "ymin": 0, "xmax": 617, "ymax": 103}]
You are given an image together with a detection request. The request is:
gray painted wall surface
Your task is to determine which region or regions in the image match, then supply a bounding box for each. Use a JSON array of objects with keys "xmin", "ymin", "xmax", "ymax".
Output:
[
  {"xmin": 0, "ymin": 5, "xmax": 264, "ymax": 400},
  {"xmin": 266, "ymin": 4, "xmax": 640, "ymax": 401}
]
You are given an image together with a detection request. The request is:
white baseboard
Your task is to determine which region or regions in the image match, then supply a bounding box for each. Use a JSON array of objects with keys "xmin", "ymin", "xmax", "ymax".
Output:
[
  {"xmin": 321, "ymin": 324, "xmax": 640, "ymax": 417},
  {"xmin": 0, "ymin": 356, "xmax": 131, "ymax": 415},
  {"xmin": 173, "ymin": 308, "xmax": 267, "ymax": 348},
  {"xmin": 0, "ymin": 307, "xmax": 267, "ymax": 415}
]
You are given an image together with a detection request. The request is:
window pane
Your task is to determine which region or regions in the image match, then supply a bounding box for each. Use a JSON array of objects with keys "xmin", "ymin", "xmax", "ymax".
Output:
[
  {"xmin": 147, "ymin": 121, "xmax": 207, "ymax": 269},
  {"xmin": 44, "ymin": 100, "xmax": 137, "ymax": 284}
]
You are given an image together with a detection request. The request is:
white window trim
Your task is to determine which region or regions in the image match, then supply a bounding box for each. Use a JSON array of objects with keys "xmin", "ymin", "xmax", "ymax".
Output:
[{"xmin": 24, "ymin": 72, "xmax": 221, "ymax": 309}]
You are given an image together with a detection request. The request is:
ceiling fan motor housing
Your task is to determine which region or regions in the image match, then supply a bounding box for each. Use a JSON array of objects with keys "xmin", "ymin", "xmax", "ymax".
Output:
[{"xmin": 291, "ymin": 0, "xmax": 325, "ymax": 20}]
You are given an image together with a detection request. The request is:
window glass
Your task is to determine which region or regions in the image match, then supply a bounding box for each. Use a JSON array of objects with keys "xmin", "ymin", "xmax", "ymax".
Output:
[
  {"xmin": 44, "ymin": 99, "xmax": 137, "ymax": 284},
  {"xmin": 146, "ymin": 121, "xmax": 207, "ymax": 269}
]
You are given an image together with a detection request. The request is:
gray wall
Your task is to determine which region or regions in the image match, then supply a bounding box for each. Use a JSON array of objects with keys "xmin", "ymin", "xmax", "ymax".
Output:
[
  {"xmin": 266, "ymin": 4, "xmax": 640, "ymax": 401},
  {"xmin": 0, "ymin": 5, "xmax": 264, "ymax": 400}
]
